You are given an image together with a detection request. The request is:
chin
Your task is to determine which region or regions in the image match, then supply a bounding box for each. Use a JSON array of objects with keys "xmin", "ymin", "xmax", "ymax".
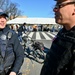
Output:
[
  {"xmin": 55, "ymin": 19, "xmax": 62, "ymax": 24},
  {"xmin": 0, "ymin": 26, "xmax": 6, "ymax": 29}
]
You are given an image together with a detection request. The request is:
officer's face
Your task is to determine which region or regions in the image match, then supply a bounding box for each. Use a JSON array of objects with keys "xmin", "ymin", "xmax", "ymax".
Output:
[
  {"xmin": 53, "ymin": 0, "xmax": 75, "ymax": 25},
  {"xmin": 0, "ymin": 15, "xmax": 7, "ymax": 29}
]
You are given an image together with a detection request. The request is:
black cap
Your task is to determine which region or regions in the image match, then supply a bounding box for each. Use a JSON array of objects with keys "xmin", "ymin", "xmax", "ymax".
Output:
[{"xmin": 0, "ymin": 9, "xmax": 8, "ymax": 17}]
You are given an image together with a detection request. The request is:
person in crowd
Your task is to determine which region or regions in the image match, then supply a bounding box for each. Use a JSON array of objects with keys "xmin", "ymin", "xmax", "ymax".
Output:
[
  {"xmin": 40, "ymin": 25, "xmax": 43, "ymax": 31},
  {"xmin": 0, "ymin": 9, "xmax": 24, "ymax": 75},
  {"xmin": 17, "ymin": 23, "xmax": 27, "ymax": 42},
  {"xmin": 40, "ymin": 0, "xmax": 75, "ymax": 75},
  {"xmin": 17, "ymin": 23, "xmax": 27, "ymax": 36},
  {"xmin": 32, "ymin": 25, "xmax": 37, "ymax": 31}
]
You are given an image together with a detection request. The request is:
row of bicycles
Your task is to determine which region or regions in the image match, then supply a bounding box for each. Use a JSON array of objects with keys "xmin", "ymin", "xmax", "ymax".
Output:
[{"xmin": 18, "ymin": 32, "xmax": 46, "ymax": 64}]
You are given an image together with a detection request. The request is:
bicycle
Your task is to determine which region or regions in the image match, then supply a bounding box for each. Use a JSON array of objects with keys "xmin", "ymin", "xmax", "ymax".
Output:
[{"xmin": 21, "ymin": 33, "xmax": 46, "ymax": 64}]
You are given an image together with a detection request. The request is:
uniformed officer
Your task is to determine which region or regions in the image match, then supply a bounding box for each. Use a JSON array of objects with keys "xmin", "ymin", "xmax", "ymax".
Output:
[
  {"xmin": 40, "ymin": 0, "xmax": 75, "ymax": 75},
  {"xmin": 0, "ymin": 9, "xmax": 24, "ymax": 75}
]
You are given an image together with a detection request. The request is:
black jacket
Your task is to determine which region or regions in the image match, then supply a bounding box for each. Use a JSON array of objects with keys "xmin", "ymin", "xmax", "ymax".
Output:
[
  {"xmin": 0, "ymin": 25, "xmax": 24, "ymax": 74},
  {"xmin": 40, "ymin": 26, "xmax": 75, "ymax": 75},
  {"xmin": 18, "ymin": 25, "xmax": 26, "ymax": 33}
]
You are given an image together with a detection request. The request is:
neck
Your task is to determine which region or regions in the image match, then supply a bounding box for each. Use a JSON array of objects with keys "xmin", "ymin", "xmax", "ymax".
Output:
[{"xmin": 64, "ymin": 24, "xmax": 75, "ymax": 30}]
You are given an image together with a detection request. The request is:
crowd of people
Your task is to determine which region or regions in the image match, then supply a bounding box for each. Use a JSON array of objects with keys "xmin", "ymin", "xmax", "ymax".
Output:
[{"xmin": 10, "ymin": 24, "xmax": 61, "ymax": 32}]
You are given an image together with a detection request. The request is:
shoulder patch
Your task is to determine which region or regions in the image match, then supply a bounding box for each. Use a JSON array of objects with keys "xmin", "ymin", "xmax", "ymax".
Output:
[{"xmin": 7, "ymin": 30, "xmax": 15, "ymax": 40}]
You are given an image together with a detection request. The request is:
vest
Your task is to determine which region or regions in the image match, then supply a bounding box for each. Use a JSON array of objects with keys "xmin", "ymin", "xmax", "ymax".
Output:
[{"xmin": 0, "ymin": 29, "xmax": 15, "ymax": 73}]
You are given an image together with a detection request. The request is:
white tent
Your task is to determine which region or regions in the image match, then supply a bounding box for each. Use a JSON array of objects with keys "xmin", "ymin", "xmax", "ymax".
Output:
[{"xmin": 7, "ymin": 18, "xmax": 56, "ymax": 25}]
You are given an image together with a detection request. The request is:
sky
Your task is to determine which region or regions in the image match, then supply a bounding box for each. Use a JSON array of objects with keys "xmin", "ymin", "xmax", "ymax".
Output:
[{"xmin": 11, "ymin": 0, "xmax": 56, "ymax": 18}]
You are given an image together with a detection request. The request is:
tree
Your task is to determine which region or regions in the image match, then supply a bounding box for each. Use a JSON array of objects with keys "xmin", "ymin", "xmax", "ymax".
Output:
[{"xmin": 0, "ymin": 0, "xmax": 22, "ymax": 19}]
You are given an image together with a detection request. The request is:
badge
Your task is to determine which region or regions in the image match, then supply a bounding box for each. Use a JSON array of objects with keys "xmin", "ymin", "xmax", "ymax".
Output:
[{"xmin": 0, "ymin": 34, "xmax": 6, "ymax": 40}]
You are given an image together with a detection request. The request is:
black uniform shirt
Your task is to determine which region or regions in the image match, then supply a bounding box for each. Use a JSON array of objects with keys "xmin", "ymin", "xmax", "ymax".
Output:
[{"xmin": 0, "ymin": 25, "xmax": 24, "ymax": 74}]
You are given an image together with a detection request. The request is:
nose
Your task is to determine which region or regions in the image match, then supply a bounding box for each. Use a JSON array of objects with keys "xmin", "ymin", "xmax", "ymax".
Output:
[
  {"xmin": 1, "ymin": 18, "xmax": 4, "ymax": 21},
  {"xmin": 53, "ymin": 7, "xmax": 59, "ymax": 12}
]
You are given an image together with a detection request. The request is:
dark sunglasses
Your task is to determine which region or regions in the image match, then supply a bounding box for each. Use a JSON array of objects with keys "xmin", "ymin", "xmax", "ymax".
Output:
[{"xmin": 54, "ymin": 2, "xmax": 75, "ymax": 9}]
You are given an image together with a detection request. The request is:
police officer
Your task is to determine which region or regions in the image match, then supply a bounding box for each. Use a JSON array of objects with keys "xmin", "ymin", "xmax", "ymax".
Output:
[
  {"xmin": 40, "ymin": 0, "xmax": 75, "ymax": 75},
  {"xmin": 0, "ymin": 9, "xmax": 24, "ymax": 75}
]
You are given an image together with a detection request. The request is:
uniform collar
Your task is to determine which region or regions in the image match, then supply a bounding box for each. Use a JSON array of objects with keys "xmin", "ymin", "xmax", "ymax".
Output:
[
  {"xmin": 0, "ymin": 25, "xmax": 10, "ymax": 35},
  {"xmin": 63, "ymin": 26, "xmax": 75, "ymax": 32}
]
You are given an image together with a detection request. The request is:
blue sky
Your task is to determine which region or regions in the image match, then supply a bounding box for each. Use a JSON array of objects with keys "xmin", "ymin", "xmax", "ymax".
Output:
[{"xmin": 11, "ymin": 0, "xmax": 56, "ymax": 18}]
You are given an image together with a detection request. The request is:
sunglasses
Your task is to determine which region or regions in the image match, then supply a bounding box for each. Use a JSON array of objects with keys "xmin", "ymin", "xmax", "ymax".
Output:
[{"xmin": 54, "ymin": 2, "xmax": 75, "ymax": 9}]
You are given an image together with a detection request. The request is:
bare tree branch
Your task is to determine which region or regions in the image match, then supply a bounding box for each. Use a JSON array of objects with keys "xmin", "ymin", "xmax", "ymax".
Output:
[{"xmin": 0, "ymin": 0, "xmax": 22, "ymax": 19}]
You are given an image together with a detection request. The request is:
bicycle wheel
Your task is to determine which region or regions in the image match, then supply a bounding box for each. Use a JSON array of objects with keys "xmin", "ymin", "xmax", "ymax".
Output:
[{"xmin": 34, "ymin": 49, "xmax": 46, "ymax": 64}]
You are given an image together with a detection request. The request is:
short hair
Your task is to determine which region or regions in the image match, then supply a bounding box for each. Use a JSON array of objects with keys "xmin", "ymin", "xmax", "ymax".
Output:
[{"xmin": 23, "ymin": 23, "xmax": 26, "ymax": 25}]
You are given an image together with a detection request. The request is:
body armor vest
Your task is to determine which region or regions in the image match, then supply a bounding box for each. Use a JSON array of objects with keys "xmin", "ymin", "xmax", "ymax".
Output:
[{"xmin": 0, "ymin": 30, "xmax": 15, "ymax": 73}]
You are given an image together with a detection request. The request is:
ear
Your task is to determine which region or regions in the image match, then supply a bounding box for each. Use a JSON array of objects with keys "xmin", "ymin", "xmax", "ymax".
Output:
[{"xmin": 72, "ymin": 9, "xmax": 75, "ymax": 15}]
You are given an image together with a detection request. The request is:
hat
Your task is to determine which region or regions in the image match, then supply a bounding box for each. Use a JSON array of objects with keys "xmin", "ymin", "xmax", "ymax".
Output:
[{"xmin": 0, "ymin": 9, "xmax": 8, "ymax": 17}]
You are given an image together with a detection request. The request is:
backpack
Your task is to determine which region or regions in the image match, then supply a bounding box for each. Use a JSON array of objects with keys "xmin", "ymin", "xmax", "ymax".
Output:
[{"xmin": 0, "ymin": 29, "xmax": 15, "ymax": 73}]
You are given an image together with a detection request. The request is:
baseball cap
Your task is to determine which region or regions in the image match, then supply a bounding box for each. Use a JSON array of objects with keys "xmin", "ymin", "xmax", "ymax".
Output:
[{"xmin": 0, "ymin": 9, "xmax": 8, "ymax": 17}]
